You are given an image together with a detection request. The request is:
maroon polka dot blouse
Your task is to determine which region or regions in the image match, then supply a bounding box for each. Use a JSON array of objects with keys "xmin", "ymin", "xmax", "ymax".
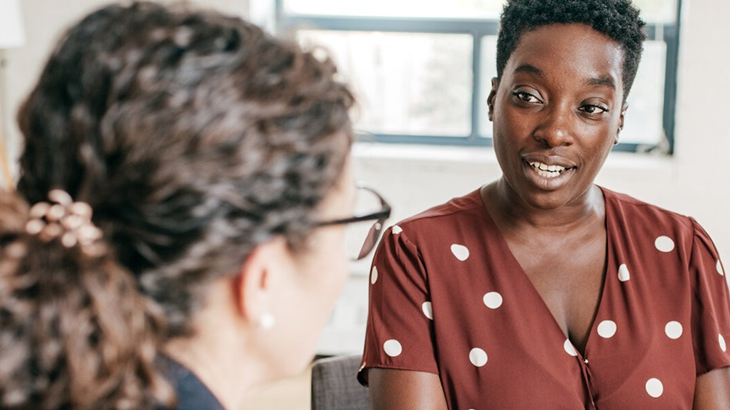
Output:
[{"xmin": 359, "ymin": 187, "xmax": 730, "ymax": 409}]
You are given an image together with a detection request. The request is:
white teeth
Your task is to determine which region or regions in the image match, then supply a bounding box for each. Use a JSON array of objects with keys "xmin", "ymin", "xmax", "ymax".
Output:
[
  {"xmin": 528, "ymin": 161, "xmax": 568, "ymax": 178},
  {"xmin": 536, "ymin": 169, "xmax": 559, "ymax": 178}
]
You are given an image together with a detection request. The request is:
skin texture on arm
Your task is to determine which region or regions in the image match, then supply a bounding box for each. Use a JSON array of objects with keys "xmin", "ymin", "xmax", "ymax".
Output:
[
  {"xmin": 368, "ymin": 369, "xmax": 448, "ymax": 410},
  {"xmin": 694, "ymin": 367, "xmax": 730, "ymax": 409}
]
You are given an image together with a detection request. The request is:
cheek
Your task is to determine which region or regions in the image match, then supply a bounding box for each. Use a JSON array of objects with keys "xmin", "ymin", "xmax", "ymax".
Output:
[
  {"xmin": 492, "ymin": 115, "xmax": 524, "ymax": 167},
  {"xmin": 274, "ymin": 236, "xmax": 349, "ymax": 373},
  {"xmin": 315, "ymin": 231, "xmax": 350, "ymax": 297},
  {"xmin": 493, "ymin": 102, "xmax": 531, "ymax": 143},
  {"xmin": 583, "ymin": 123, "xmax": 619, "ymax": 155},
  {"xmin": 299, "ymin": 230, "xmax": 350, "ymax": 317}
]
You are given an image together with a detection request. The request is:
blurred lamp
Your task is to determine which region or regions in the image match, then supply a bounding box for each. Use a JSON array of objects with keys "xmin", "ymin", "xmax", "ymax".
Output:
[{"xmin": 0, "ymin": 0, "xmax": 25, "ymax": 190}]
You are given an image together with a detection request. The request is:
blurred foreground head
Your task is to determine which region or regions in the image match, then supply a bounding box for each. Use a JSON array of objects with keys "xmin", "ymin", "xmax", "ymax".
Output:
[{"xmin": 0, "ymin": 1, "xmax": 354, "ymax": 408}]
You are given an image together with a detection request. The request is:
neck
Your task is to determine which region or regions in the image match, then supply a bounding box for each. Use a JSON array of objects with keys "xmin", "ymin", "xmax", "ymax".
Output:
[
  {"xmin": 484, "ymin": 179, "xmax": 605, "ymax": 232},
  {"xmin": 163, "ymin": 281, "xmax": 272, "ymax": 409}
]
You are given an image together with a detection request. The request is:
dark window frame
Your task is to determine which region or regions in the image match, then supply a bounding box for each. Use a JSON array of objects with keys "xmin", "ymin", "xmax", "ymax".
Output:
[{"xmin": 275, "ymin": 0, "xmax": 682, "ymax": 154}]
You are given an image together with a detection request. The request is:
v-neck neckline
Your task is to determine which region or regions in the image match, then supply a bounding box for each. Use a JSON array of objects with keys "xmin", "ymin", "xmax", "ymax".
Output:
[{"xmin": 476, "ymin": 186, "xmax": 615, "ymax": 358}]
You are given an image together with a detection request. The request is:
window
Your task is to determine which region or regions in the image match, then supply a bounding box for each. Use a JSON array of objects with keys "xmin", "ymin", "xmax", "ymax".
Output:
[{"xmin": 274, "ymin": 0, "xmax": 681, "ymax": 153}]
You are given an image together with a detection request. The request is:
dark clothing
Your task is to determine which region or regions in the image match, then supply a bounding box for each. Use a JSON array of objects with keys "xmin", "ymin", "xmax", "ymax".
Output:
[{"xmin": 157, "ymin": 355, "xmax": 224, "ymax": 410}]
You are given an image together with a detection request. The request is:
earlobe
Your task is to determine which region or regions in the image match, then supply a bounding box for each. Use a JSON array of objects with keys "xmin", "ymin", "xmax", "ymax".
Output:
[{"xmin": 235, "ymin": 237, "xmax": 289, "ymax": 328}]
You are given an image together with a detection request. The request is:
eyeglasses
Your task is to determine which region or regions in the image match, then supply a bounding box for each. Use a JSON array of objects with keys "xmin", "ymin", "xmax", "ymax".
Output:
[{"xmin": 317, "ymin": 185, "xmax": 391, "ymax": 261}]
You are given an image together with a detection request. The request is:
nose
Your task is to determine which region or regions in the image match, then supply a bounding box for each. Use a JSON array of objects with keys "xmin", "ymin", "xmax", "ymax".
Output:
[{"xmin": 533, "ymin": 104, "xmax": 573, "ymax": 147}]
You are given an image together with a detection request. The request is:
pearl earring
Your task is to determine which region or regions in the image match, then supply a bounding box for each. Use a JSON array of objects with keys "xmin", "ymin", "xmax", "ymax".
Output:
[{"xmin": 258, "ymin": 312, "xmax": 276, "ymax": 329}]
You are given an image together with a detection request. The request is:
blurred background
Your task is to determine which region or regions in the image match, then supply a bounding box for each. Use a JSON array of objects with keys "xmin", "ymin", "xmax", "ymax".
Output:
[{"xmin": 0, "ymin": 0, "xmax": 727, "ymax": 407}]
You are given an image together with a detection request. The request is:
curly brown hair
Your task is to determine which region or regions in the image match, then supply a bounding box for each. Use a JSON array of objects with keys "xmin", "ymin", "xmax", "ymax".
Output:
[
  {"xmin": 2, "ymin": 1, "xmax": 354, "ymax": 408},
  {"xmin": 0, "ymin": 193, "xmax": 174, "ymax": 409}
]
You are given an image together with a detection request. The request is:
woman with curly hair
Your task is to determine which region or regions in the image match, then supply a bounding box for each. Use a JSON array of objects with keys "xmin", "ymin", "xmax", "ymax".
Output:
[
  {"xmin": 0, "ymin": 2, "xmax": 389, "ymax": 409},
  {"xmin": 359, "ymin": 0, "xmax": 730, "ymax": 408}
]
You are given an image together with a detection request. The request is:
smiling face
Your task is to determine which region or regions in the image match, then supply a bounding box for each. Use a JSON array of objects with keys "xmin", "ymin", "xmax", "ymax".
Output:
[{"xmin": 488, "ymin": 23, "xmax": 626, "ymax": 211}]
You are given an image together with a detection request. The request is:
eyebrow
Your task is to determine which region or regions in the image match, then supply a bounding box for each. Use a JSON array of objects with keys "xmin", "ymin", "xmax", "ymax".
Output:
[
  {"xmin": 513, "ymin": 64, "xmax": 617, "ymax": 90},
  {"xmin": 585, "ymin": 76, "xmax": 616, "ymax": 89},
  {"xmin": 513, "ymin": 64, "xmax": 543, "ymax": 77}
]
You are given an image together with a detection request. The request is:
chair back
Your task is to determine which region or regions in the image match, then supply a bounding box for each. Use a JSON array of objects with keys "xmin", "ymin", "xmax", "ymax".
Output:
[{"xmin": 311, "ymin": 354, "xmax": 370, "ymax": 410}]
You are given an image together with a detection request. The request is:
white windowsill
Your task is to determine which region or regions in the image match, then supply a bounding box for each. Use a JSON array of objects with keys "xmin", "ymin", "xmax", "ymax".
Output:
[{"xmin": 354, "ymin": 141, "xmax": 673, "ymax": 167}]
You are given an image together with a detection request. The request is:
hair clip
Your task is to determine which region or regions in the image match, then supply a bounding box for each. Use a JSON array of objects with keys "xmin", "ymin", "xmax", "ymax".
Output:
[{"xmin": 25, "ymin": 189, "xmax": 104, "ymax": 255}]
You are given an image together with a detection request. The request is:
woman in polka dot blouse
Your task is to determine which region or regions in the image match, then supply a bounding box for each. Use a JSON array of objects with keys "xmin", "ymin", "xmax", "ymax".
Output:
[{"xmin": 359, "ymin": 0, "xmax": 730, "ymax": 408}]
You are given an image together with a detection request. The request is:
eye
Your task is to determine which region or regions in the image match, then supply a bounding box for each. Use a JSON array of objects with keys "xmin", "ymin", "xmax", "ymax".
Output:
[
  {"xmin": 511, "ymin": 90, "xmax": 542, "ymax": 104},
  {"xmin": 579, "ymin": 104, "xmax": 609, "ymax": 115}
]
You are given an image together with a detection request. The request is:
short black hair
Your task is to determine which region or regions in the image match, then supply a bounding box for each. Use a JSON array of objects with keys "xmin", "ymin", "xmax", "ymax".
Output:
[{"xmin": 496, "ymin": 0, "xmax": 647, "ymax": 100}]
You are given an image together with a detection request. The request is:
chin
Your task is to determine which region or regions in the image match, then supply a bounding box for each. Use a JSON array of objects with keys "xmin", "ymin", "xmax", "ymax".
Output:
[
  {"xmin": 273, "ymin": 332, "xmax": 320, "ymax": 377},
  {"xmin": 520, "ymin": 189, "xmax": 577, "ymax": 210},
  {"xmin": 263, "ymin": 352, "xmax": 312, "ymax": 383}
]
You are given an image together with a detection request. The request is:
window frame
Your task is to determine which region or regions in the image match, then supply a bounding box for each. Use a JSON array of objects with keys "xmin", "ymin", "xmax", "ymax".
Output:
[{"xmin": 274, "ymin": 0, "xmax": 682, "ymax": 154}]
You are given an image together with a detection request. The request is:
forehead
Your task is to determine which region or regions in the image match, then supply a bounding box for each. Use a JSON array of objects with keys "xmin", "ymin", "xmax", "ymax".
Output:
[{"xmin": 505, "ymin": 24, "xmax": 625, "ymax": 93}]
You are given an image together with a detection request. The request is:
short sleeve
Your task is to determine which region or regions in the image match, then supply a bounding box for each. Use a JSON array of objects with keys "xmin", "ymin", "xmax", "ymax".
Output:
[
  {"xmin": 358, "ymin": 225, "xmax": 439, "ymax": 385},
  {"xmin": 690, "ymin": 218, "xmax": 730, "ymax": 375}
]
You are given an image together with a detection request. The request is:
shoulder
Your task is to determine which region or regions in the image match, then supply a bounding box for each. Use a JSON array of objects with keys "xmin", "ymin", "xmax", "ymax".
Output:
[
  {"xmin": 601, "ymin": 186, "xmax": 720, "ymax": 260},
  {"xmin": 602, "ymin": 186, "xmax": 694, "ymax": 233},
  {"xmin": 373, "ymin": 188, "xmax": 487, "ymax": 265},
  {"xmin": 390, "ymin": 188, "xmax": 484, "ymax": 236}
]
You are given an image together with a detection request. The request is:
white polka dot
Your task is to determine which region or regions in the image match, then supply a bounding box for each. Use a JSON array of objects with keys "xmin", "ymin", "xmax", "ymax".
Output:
[
  {"xmin": 483, "ymin": 292, "xmax": 503, "ymax": 309},
  {"xmin": 655, "ymin": 236, "xmax": 675, "ymax": 253},
  {"xmin": 370, "ymin": 266, "xmax": 378, "ymax": 285},
  {"xmin": 383, "ymin": 339, "xmax": 402, "ymax": 357},
  {"xmin": 469, "ymin": 348, "xmax": 488, "ymax": 367},
  {"xmin": 665, "ymin": 321, "xmax": 683, "ymax": 339},
  {"xmin": 718, "ymin": 260, "xmax": 725, "ymax": 276},
  {"xmin": 645, "ymin": 378, "xmax": 664, "ymax": 398},
  {"xmin": 391, "ymin": 225, "xmax": 403, "ymax": 235},
  {"xmin": 422, "ymin": 301, "xmax": 433, "ymax": 320},
  {"xmin": 720, "ymin": 334, "xmax": 727, "ymax": 352},
  {"xmin": 563, "ymin": 339, "xmax": 578, "ymax": 356},
  {"xmin": 451, "ymin": 244, "xmax": 470, "ymax": 261},
  {"xmin": 618, "ymin": 264, "xmax": 631, "ymax": 282},
  {"xmin": 597, "ymin": 320, "xmax": 617, "ymax": 338}
]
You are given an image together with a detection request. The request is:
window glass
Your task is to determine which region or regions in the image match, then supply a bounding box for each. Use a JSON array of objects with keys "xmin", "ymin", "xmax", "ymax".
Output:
[
  {"xmin": 621, "ymin": 41, "xmax": 667, "ymax": 145},
  {"xmin": 284, "ymin": 0, "xmax": 503, "ymax": 19},
  {"xmin": 633, "ymin": 0, "xmax": 678, "ymax": 24},
  {"xmin": 280, "ymin": 0, "xmax": 679, "ymax": 151},
  {"xmin": 478, "ymin": 36, "xmax": 498, "ymax": 139},
  {"xmin": 283, "ymin": 0, "xmax": 677, "ymax": 23},
  {"xmin": 299, "ymin": 30, "xmax": 473, "ymax": 137}
]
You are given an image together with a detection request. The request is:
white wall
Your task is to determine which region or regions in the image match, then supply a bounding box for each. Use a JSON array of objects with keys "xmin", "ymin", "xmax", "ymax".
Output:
[{"xmin": 672, "ymin": 0, "xmax": 730, "ymax": 264}]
